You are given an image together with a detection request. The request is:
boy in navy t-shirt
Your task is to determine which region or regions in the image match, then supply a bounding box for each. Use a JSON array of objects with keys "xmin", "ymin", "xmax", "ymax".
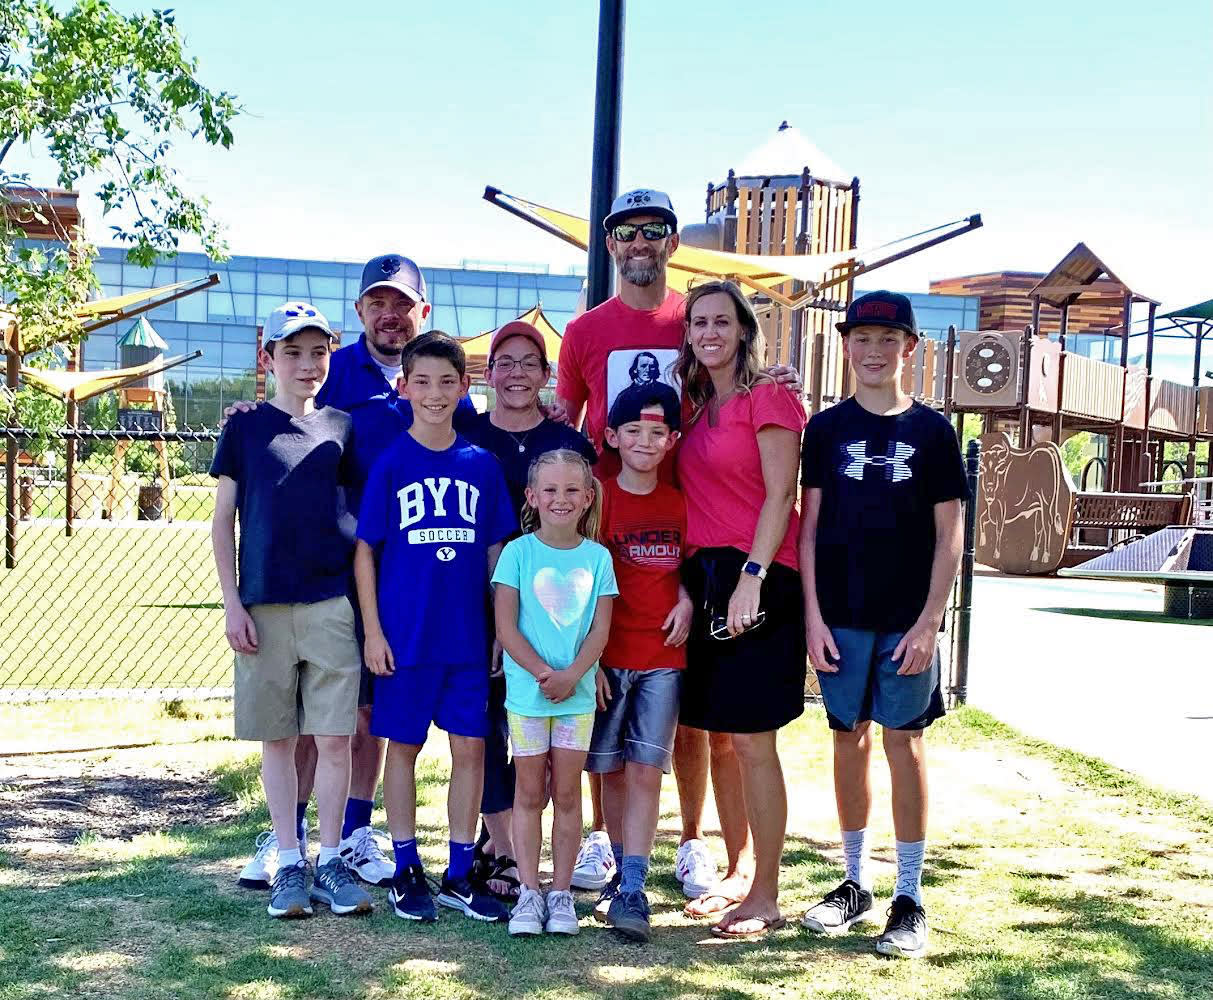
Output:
[
  {"xmin": 797, "ymin": 291, "xmax": 967, "ymax": 959},
  {"xmin": 354, "ymin": 332, "xmax": 516, "ymax": 924},
  {"xmin": 211, "ymin": 302, "xmax": 372, "ymax": 920}
]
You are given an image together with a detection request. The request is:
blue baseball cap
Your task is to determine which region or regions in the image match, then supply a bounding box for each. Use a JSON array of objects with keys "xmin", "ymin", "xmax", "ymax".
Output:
[{"xmin": 359, "ymin": 253, "xmax": 427, "ymax": 303}]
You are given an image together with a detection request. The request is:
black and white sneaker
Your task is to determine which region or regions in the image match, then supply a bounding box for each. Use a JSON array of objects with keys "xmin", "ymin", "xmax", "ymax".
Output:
[
  {"xmin": 436, "ymin": 871, "xmax": 509, "ymax": 922},
  {"xmin": 593, "ymin": 871, "xmax": 621, "ymax": 924},
  {"xmin": 387, "ymin": 864, "xmax": 437, "ymax": 923},
  {"xmin": 801, "ymin": 879, "xmax": 875, "ymax": 935},
  {"xmin": 875, "ymin": 895, "xmax": 928, "ymax": 959}
]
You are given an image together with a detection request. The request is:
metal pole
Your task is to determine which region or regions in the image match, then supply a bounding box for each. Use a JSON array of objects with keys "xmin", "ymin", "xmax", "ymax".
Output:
[
  {"xmin": 952, "ymin": 437, "xmax": 981, "ymax": 706},
  {"xmin": 586, "ymin": 0, "xmax": 625, "ymax": 311},
  {"xmin": 4, "ymin": 346, "xmax": 18, "ymax": 568}
]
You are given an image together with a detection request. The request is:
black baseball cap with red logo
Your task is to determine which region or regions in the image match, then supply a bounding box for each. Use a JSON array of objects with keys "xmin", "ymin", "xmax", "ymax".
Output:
[{"xmin": 836, "ymin": 290, "xmax": 918, "ymax": 339}]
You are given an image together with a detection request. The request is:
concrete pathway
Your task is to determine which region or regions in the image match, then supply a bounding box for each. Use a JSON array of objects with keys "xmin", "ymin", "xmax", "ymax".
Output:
[{"xmin": 967, "ymin": 572, "xmax": 1212, "ymax": 804}]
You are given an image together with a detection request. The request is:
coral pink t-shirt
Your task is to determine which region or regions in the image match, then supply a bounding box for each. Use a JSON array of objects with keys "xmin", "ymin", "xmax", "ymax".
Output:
[
  {"xmin": 556, "ymin": 290, "xmax": 687, "ymax": 480},
  {"xmin": 676, "ymin": 382, "xmax": 808, "ymax": 570}
]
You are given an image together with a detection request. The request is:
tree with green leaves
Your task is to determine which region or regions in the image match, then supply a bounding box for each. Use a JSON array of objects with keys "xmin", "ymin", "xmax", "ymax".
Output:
[{"xmin": 1, "ymin": 0, "xmax": 238, "ymax": 359}]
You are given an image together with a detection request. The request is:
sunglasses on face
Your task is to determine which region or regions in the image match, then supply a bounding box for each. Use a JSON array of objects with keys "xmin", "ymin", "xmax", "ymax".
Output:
[
  {"xmin": 490, "ymin": 357, "xmax": 544, "ymax": 374},
  {"xmin": 611, "ymin": 222, "xmax": 672, "ymax": 243}
]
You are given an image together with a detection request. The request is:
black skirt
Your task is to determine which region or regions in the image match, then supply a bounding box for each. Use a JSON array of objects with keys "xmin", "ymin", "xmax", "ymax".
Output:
[{"xmin": 679, "ymin": 547, "xmax": 807, "ymax": 734}]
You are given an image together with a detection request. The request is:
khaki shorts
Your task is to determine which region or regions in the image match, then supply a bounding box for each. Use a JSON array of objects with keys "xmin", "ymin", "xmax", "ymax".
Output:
[{"xmin": 234, "ymin": 595, "xmax": 361, "ymax": 742}]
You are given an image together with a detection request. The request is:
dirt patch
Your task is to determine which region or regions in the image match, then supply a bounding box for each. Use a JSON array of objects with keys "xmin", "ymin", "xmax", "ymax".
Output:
[{"xmin": 0, "ymin": 745, "xmax": 240, "ymax": 847}]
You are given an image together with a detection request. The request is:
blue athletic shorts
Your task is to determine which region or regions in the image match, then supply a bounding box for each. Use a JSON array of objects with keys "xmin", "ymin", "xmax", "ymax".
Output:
[
  {"xmin": 586, "ymin": 667, "xmax": 682, "ymax": 774},
  {"xmin": 815, "ymin": 628, "xmax": 945, "ymax": 733},
  {"xmin": 369, "ymin": 662, "xmax": 489, "ymax": 746}
]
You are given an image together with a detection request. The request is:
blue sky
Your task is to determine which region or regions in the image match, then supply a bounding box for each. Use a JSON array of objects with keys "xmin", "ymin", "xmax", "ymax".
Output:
[{"xmin": 12, "ymin": 0, "xmax": 1213, "ymax": 307}]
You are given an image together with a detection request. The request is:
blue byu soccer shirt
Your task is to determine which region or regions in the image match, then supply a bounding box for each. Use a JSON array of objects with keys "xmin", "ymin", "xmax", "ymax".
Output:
[{"xmin": 357, "ymin": 432, "xmax": 515, "ymax": 669}]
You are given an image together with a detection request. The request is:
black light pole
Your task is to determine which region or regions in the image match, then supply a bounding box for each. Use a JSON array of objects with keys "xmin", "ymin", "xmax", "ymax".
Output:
[{"xmin": 586, "ymin": 0, "xmax": 624, "ymax": 310}]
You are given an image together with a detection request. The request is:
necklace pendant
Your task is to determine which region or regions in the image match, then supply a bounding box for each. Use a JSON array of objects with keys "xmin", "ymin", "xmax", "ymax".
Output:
[{"xmin": 518, "ymin": 442, "xmax": 526, "ymax": 453}]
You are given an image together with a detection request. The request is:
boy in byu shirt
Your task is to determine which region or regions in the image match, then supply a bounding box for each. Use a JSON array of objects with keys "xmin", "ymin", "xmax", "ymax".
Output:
[
  {"xmin": 354, "ymin": 333, "xmax": 515, "ymax": 923},
  {"xmin": 798, "ymin": 291, "xmax": 967, "ymax": 959}
]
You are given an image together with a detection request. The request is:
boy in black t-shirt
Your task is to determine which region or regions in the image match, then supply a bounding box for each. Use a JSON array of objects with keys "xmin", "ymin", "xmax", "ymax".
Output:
[
  {"xmin": 797, "ymin": 291, "xmax": 967, "ymax": 959},
  {"xmin": 211, "ymin": 302, "xmax": 371, "ymax": 920}
]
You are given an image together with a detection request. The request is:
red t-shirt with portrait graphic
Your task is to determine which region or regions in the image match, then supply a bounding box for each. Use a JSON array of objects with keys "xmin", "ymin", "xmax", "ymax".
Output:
[
  {"xmin": 556, "ymin": 290, "xmax": 687, "ymax": 481},
  {"xmin": 599, "ymin": 477, "xmax": 687, "ymax": 670}
]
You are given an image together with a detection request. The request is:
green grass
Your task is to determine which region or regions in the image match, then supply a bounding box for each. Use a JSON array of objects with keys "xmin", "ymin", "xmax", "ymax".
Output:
[
  {"xmin": 1, "ymin": 706, "xmax": 1210, "ymax": 1000},
  {"xmin": 0, "ymin": 522, "xmax": 229, "ymax": 692}
]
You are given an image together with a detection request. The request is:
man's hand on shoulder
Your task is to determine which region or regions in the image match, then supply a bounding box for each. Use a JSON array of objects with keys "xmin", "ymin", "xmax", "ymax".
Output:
[
  {"xmin": 219, "ymin": 400, "xmax": 257, "ymax": 429},
  {"xmin": 540, "ymin": 399, "xmax": 570, "ymax": 425},
  {"xmin": 764, "ymin": 364, "xmax": 804, "ymax": 397}
]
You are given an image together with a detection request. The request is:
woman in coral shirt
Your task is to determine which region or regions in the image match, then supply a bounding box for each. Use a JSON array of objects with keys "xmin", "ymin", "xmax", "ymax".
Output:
[{"xmin": 674, "ymin": 280, "xmax": 807, "ymax": 938}]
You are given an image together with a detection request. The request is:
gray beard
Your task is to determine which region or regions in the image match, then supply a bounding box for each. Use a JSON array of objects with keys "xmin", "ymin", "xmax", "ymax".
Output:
[{"xmin": 619, "ymin": 256, "xmax": 660, "ymax": 287}]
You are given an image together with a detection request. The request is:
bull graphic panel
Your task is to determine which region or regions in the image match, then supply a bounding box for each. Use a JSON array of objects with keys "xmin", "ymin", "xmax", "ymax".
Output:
[{"xmin": 976, "ymin": 432, "xmax": 1075, "ymax": 575}]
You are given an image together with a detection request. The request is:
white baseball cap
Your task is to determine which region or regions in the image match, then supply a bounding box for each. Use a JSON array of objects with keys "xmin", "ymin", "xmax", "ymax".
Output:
[{"xmin": 263, "ymin": 301, "xmax": 336, "ymax": 344}]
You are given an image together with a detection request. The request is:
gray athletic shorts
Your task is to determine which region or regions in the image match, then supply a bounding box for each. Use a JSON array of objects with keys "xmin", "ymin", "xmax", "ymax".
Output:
[{"xmin": 585, "ymin": 667, "xmax": 681, "ymax": 774}]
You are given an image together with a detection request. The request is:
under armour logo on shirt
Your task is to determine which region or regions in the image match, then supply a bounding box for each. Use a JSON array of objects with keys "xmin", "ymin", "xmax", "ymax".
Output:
[{"xmin": 841, "ymin": 441, "xmax": 916, "ymax": 483}]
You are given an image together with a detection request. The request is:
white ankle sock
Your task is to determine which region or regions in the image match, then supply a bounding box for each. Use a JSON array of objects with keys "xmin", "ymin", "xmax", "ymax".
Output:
[
  {"xmin": 841, "ymin": 828, "xmax": 870, "ymax": 889},
  {"xmin": 894, "ymin": 839, "xmax": 926, "ymax": 905},
  {"xmin": 278, "ymin": 847, "xmax": 303, "ymax": 868},
  {"xmin": 318, "ymin": 846, "xmax": 339, "ymax": 866}
]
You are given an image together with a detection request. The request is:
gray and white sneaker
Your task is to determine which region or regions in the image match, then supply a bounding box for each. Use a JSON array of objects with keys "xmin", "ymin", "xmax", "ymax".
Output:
[
  {"xmin": 544, "ymin": 889, "xmax": 580, "ymax": 935},
  {"xmin": 267, "ymin": 859, "xmax": 313, "ymax": 919},
  {"xmin": 875, "ymin": 895, "xmax": 929, "ymax": 959},
  {"xmin": 338, "ymin": 826, "xmax": 395, "ymax": 887},
  {"xmin": 509, "ymin": 887, "xmax": 547, "ymax": 936},
  {"xmin": 801, "ymin": 879, "xmax": 875, "ymax": 935},
  {"xmin": 310, "ymin": 857, "xmax": 373, "ymax": 915}
]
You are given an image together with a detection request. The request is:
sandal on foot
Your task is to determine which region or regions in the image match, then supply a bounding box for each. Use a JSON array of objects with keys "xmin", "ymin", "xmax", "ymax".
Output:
[
  {"xmin": 710, "ymin": 915, "xmax": 787, "ymax": 939},
  {"xmin": 486, "ymin": 855, "xmax": 521, "ymax": 901},
  {"xmin": 684, "ymin": 889, "xmax": 745, "ymax": 918}
]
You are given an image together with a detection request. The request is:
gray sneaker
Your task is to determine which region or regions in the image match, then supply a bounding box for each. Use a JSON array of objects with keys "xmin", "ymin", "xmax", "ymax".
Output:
[
  {"xmin": 509, "ymin": 887, "xmax": 546, "ymax": 936},
  {"xmin": 310, "ymin": 857, "xmax": 373, "ymax": 915},
  {"xmin": 545, "ymin": 889, "xmax": 580, "ymax": 935},
  {"xmin": 267, "ymin": 859, "xmax": 313, "ymax": 919}
]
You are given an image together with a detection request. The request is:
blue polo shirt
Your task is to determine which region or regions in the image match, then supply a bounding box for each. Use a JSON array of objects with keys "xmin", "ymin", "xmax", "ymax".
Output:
[{"xmin": 318, "ymin": 334, "xmax": 477, "ymax": 513}]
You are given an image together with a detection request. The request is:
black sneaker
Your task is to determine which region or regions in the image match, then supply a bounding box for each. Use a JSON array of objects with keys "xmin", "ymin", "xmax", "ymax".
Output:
[
  {"xmin": 608, "ymin": 889, "xmax": 651, "ymax": 942},
  {"xmin": 436, "ymin": 871, "xmax": 509, "ymax": 922},
  {"xmin": 593, "ymin": 871, "xmax": 621, "ymax": 924},
  {"xmin": 388, "ymin": 864, "xmax": 437, "ymax": 923},
  {"xmin": 875, "ymin": 895, "xmax": 928, "ymax": 959},
  {"xmin": 801, "ymin": 879, "xmax": 875, "ymax": 935}
]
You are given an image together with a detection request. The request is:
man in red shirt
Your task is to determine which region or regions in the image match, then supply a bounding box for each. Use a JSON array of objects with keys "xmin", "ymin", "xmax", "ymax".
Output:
[{"xmin": 559, "ymin": 188, "xmax": 801, "ymax": 914}]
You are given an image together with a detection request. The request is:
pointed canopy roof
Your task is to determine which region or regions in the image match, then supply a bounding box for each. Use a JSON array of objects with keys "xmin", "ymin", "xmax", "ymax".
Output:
[
  {"xmin": 116, "ymin": 315, "xmax": 168, "ymax": 351},
  {"xmin": 736, "ymin": 121, "xmax": 848, "ymax": 183},
  {"xmin": 460, "ymin": 304, "xmax": 565, "ymax": 379},
  {"xmin": 1028, "ymin": 242, "xmax": 1158, "ymax": 309}
]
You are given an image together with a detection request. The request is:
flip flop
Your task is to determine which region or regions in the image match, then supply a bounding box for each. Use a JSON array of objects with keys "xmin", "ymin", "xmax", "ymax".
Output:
[
  {"xmin": 710, "ymin": 915, "xmax": 788, "ymax": 940},
  {"xmin": 683, "ymin": 889, "xmax": 746, "ymax": 918}
]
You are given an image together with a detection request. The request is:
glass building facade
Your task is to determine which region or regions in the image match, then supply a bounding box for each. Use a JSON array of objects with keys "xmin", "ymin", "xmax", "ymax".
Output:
[
  {"xmin": 79, "ymin": 248, "xmax": 586, "ymax": 424},
  {"xmin": 860, "ymin": 289, "xmax": 981, "ymax": 343}
]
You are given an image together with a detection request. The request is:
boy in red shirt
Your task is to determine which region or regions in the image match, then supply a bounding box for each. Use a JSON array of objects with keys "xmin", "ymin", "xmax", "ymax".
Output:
[{"xmin": 586, "ymin": 390, "xmax": 693, "ymax": 942}]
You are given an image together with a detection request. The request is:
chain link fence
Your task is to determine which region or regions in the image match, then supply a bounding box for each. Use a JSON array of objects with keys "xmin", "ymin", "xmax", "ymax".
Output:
[
  {"xmin": 3, "ymin": 417, "xmax": 979, "ymax": 710},
  {"xmin": 2, "ymin": 418, "xmax": 230, "ymax": 703}
]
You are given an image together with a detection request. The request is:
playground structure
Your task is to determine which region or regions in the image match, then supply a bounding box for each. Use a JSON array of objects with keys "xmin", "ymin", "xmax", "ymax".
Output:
[
  {"xmin": 889, "ymin": 244, "xmax": 1211, "ymax": 575},
  {"xmin": 486, "ymin": 122, "xmax": 983, "ymax": 420},
  {"xmin": 3, "ymin": 275, "xmax": 217, "ymax": 563}
]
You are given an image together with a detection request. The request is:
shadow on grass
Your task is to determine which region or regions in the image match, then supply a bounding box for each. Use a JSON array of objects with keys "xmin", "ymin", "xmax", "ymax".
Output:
[{"xmin": 1032, "ymin": 606, "xmax": 1213, "ymax": 626}]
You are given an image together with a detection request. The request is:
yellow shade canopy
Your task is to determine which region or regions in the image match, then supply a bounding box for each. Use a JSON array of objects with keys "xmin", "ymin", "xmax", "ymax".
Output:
[{"xmin": 19, "ymin": 352, "xmax": 199, "ymax": 404}]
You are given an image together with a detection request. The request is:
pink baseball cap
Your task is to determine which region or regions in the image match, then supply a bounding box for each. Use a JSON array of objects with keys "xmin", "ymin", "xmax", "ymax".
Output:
[{"xmin": 489, "ymin": 321, "xmax": 548, "ymax": 365}]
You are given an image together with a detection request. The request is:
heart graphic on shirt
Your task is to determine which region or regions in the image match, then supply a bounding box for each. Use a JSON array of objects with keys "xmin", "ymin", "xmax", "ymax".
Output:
[{"xmin": 532, "ymin": 567, "xmax": 593, "ymax": 628}]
